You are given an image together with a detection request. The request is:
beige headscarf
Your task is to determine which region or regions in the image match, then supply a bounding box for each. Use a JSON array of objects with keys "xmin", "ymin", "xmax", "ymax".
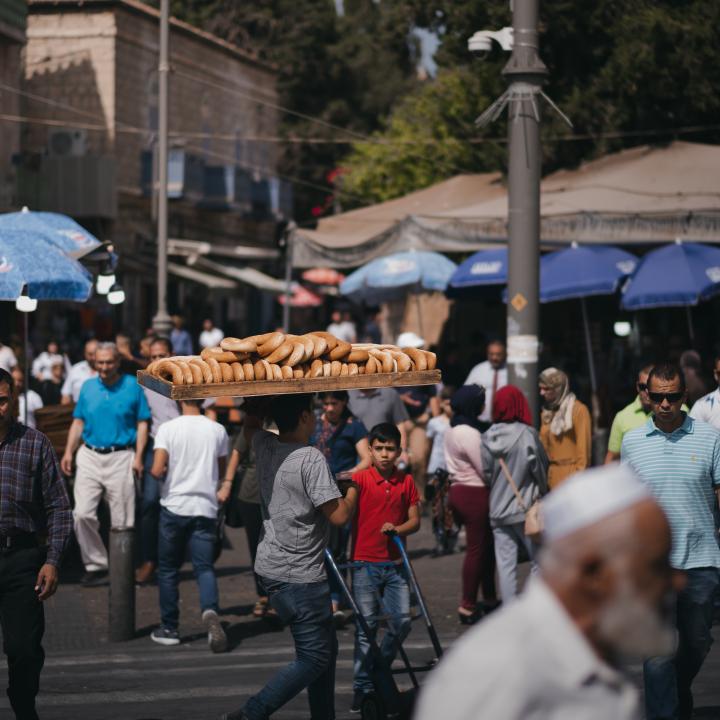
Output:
[{"xmin": 539, "ymin": 367, "xmax": 576, "ymax": 436}]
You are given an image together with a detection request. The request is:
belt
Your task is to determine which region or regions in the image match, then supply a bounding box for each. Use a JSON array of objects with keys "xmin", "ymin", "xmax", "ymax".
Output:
[
  {"xmin": 85, "ymin": 443, "xmax": 133, "ymax": 454},
  {"xmin": 0, "ymin": 532, "xmax": 39, "ymax": 551}
]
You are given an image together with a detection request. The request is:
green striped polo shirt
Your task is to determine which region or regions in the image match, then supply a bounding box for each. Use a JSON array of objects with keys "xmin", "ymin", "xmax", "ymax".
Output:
[{"xmin": 621, "ymin": 414, "xmax": 720, "ymax": 570}]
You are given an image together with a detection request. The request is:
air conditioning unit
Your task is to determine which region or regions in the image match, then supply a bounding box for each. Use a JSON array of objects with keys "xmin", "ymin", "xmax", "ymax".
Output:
[{"xmin": 48, "ymin": 128, "xmax": 88, "ymax": 157}]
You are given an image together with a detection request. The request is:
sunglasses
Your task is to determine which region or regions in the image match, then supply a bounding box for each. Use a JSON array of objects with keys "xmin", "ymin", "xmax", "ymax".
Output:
[{"xmin": 648, "ymin": 391, "xmax": 684, "ymax": 404}]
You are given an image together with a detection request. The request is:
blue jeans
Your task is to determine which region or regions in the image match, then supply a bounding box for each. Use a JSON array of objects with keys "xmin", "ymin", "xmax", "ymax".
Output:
[
  {"xmin": 644, "ymin": 567, "xmax": 720, "ymax": 720},
  {"xmin": 243, "ymin": 578, "xmax": 337, "ymax": 720},
  {"xmin": 157, "ymin": 508, "xmax": 219, "ymax": 630},
  {"xmin": 352, "ymin": 563, "xmax": 411, "ymax": 693},
  {"xmin": 140, "ymin": 437, "xmax": 162, "ymax": 564}
]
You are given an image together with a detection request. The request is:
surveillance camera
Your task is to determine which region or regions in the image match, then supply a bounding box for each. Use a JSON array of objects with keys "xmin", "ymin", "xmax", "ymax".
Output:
[{"xmin": 467, "ymin": 27, "xmax": 514, "ymax": 57}]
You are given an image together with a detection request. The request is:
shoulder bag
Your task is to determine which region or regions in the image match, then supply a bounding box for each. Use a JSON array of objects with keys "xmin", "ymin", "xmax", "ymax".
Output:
[{"xmin": 498, "ymin": 457, "xmax": 543, "ymax": 542}]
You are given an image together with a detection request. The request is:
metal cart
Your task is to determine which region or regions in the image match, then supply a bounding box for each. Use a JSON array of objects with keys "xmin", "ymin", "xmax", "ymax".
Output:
[{"xmin": 324, "ymin": 531, "xmax": 443, "ymax": 720}]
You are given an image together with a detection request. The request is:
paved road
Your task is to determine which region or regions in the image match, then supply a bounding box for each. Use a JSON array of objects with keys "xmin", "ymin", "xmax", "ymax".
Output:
[{"xmin": 1, "ymin": 523, "xmax": 718, "ymax": 719}]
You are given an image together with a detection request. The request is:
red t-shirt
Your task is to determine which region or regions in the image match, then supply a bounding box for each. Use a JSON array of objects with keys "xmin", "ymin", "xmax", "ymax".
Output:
[{"xmin": 351, "ymin": 466, "xmax": 420, "ymax": 562}]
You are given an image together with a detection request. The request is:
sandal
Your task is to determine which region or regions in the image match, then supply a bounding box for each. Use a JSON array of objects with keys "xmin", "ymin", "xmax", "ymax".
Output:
[{"xmin": 252, "ymin": 598, "xmax": 268, "ymax": 618}]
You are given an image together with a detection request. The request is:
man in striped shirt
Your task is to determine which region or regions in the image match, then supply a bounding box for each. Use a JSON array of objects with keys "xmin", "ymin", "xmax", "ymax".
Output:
[{"xmin": 621, "ymin": 362, "xmax": 720, "ymax": 720}]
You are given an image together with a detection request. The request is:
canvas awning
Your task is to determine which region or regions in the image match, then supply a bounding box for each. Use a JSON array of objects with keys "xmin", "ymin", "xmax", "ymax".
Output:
[{"xmin": 168, "ymin": 262, "xmax": 237, "ymax": 289}]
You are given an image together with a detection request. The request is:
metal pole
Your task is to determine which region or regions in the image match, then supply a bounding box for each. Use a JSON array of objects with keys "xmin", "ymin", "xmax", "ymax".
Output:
[
  {"xmin": 580, "ymin": 297, "xmax": 600, "ymax": 426},
  {"xmin": 152, "ymin": 0, "xmax": 172, "ymax": 337},
  {"xmin": 109, "ymin": 527, "xmax": 135, "ymax": 641},
  {"xmin": 24, "ymin": 311, "xmax": 29, "ymax": 425},
  {"xmin": 503, "ymin": 0, "xmax": 547, "ymax": 425},
  {"xmin": 282, "ymin": 223, "xmax": 296, "ymax": 333}
]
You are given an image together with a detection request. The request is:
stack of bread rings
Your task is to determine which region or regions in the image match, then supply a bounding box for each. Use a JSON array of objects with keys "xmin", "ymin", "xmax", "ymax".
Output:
[{"xmin": 145, "ymin": 331, "xmax": 437, "ymax": 386}]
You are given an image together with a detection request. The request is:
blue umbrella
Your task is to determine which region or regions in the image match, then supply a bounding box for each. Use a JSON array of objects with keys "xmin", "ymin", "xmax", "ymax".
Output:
[
  {"xmin": 0, "ymin": 230, "xmax": 93, "ymax": 301},
  {"xmin": 446, "ymin": 248, "xmax": 507, "ymax": 297},
  {"xmin": 0, "ymin": 209, "xmax": 101, "ymax": 258},
  {"xmin": 340, "ymin": 250, "xmax": 458, "ymax": 303}
]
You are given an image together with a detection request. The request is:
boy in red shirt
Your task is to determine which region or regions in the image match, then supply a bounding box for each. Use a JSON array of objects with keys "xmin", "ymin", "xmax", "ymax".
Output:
[{"xmin": 350, "ymin": 422, "xmax": 421, "ymax": 712}]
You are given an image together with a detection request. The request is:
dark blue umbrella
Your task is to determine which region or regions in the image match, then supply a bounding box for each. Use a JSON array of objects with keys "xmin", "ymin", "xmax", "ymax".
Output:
[
  {"xmin": 447, "ymin": 248, "xmax": 507, "ymax": 296},
  {"xmin": 0, "ymin": 230, "xmax": 93, "ymax": 301},
  {"xmin": 0, "ymin": 209, "xmax": 101, "ymax": 258}
]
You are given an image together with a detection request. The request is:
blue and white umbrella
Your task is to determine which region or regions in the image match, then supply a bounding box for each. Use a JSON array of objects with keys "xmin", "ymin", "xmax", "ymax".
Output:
[
  {"xmin": 340, "ymin": 250, "xmax": 458, "ymax": 304},
  {"xmin": 446, "ymin": 248, "xmax": 507, "ymax": 297},
  {"xmin": 0, "ymin": 209, "xmax": 101, "ymax": 259}
]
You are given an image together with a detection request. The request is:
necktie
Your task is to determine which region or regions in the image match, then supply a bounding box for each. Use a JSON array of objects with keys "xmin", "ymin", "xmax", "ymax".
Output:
[{"xmin": 490, "ymin": 369, "xmax": 498, "ymax": 417}]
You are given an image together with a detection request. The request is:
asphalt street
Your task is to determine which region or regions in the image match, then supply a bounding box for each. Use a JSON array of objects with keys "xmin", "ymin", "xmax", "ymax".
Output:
[{"xmin": 1, "ymin": 522, "xmax": 718, "ymax": 719}]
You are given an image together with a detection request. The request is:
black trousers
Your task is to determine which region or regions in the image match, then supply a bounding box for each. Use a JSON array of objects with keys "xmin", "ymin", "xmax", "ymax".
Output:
[
  {"xmin": 238, "ymin": 501, "xmax": 265, "ymax": 597},
  {"xmin": 0, "ymin": 546, "xmax": 45, "ymax": 720}
]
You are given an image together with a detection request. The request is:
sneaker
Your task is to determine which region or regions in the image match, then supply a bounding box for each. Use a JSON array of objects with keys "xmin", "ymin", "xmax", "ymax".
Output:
[
  {"xmin": 151, "ymin": 626, "xmax": 180, "ymax": 646},
  {"xmin": 80, "ymin": 570, "xmax": 109, "ymax": 588},
  {"xmin": 350, "ymin": 690, "xmax": 367, "ymax": 714},
  {"xmin": 203, "ymin": 609, "xmax": 227, "ymax": 653}
]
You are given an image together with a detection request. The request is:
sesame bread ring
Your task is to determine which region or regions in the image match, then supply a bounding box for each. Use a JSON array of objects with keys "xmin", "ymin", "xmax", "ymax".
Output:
[
  {"xmin": 174, "ymin": 360, "xmax": 195, "ymax": 384},
  {"xmin": 145, "ymin": 360, "xmax": 159, "ymax": 376},
  {"xmin": 293, "ymin": 367, "xmax": 306, "ymax": 379},
  {"xmin": 339, "ymin": 363, "xmax": 349, "ymax": 377},
  {"xmin": 369, "ymin": 348, "xmax": 393, "ymax": 373},
  {"xmin": 155, "ymin": 360, "xmax": 184, "ymax": 384},
  {"xmin": 328, "ymin": 340, "xmax": 352, "ymax": 361},
  {"xmin": 256, "ymin": 332, "xmax": 286, "ymax": 357},
  {"xmin": 347, "ymin": 348, "xmax": 369, "ymax": 363},
  {"xmin": 309, "ymin": 359, "xmax": 324, "ymax": 378},
  {"xmin": 307, "ymin": 334, "xmax": 328, "ymax": 359},
  {"xmin": 264, "ymin": 341, "xmax": 294, "ymax": 364},
  {"xmin": 365, "ymin": 356, "xmax": 378, "ymax": 374},
  {"xmin": 348, "ymin": 363, "xmax": 359, "ymax": 376},
  {"xmin": 188, "ymin": 358, "xmax": 214, "ymax": 383},
  {"xmin": 281, "ymin": 342, "xmax": 306, "ymax": 368},
  {"xmin": 219, "ymin": 362, "xmax": 234, "ymax": 383},
  {"xmin": 402, "ymin": 347, "xmax": 427, "ymax": 371},
  {"xmin": 243, "ymin": 362, "xmax": 255, "ymax": 381},
  {"xmin": 390, "ymin": 351, "xmax": 412, "ymax": 373},
  {"xmin": 220, "ymin": 337, "xmax": 258, "ymax": 354},
  {"xmin": 230, "ymin": 362, "xmax": 245, "ymax": 382},
  {"xmin": 270, "ymin": 364, "xmax": 283, "ymax": 381},
  {"xmin": 423, "ymin": 350, "xmax": 437, "ymax": 370},
  {"xmin": 358, "ymin": 363, "xmax": 366, "ymax": 374},
  {"xmin": 187, "ymin": 362, "xmax": 204, "ymax": 384},
  {"xmin": 312, "ymin": 331, "xmax": 339, "ymax": 351},
  {"xmin": 205, "ymin": 357, "xmax": 222, "ymax": 384},
  {"xmin": 322, "ymin": 361, "xmax": 332, "ymax": 378},
  {"xmin": 330, "ymin": 360, "xmax": 343, "ymax": 377},
  {"xmin": 247, "ymin": 332, "xmax": 277, "ymax": 345},
  {"xmin": 201, "ymin": 346, "xmax": 241, "ymax": 364},
  {"xmin": 252, "ymin": 360, "xmax": 267, "ymax": 381},
  {"xmin": 281, "ymin": 365, "xmax": 294, "ymax": 379},
  {"xmin": 296, "ymin": 335, "xmax": 315, "ymax": 362}
]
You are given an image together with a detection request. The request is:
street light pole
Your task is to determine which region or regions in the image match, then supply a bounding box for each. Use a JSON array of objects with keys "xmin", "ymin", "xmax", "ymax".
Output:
[
  {"xmin": 502, "ymin": 0, "xmax": 547, "ymax": 424},
  {"xmin": 152, "ymin": 0, "xmax": 172, "ymax": 337}
]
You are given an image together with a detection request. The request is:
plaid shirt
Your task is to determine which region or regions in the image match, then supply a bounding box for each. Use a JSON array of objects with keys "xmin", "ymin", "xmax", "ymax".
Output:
[{"xmin": 0, "ymin": 422, "xmax": 72, "ymax": 566}]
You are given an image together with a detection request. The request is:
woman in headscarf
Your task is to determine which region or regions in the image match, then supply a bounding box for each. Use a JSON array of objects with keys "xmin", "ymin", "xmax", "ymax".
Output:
[
  {"xmin": 538, "ymin": 368, "xmax": 591, "ymax": 489},
  {"xmin": 482, "ymin": 385, "xmax": 548, "ymax": 601},
  {"xmin": 444, "ymin": 385, "xmax": 497, "ymax": 623}
]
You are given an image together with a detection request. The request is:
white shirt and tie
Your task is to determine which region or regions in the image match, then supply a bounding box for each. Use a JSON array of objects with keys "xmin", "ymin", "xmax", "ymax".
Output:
[{"xmin": 464, "ymin": 361, "xmax": 508, "ymax": 423}]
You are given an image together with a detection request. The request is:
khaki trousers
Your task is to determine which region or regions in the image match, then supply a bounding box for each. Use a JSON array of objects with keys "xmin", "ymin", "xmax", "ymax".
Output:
[{"xmin": 72, "ymin": 445, "xmax": 135, "ymax": 572}]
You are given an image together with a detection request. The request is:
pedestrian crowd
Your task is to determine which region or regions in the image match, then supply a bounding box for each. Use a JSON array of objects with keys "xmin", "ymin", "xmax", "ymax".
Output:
[{"xmin": 0, "ymin": 317, "xmax": 719, "ymax": 720}]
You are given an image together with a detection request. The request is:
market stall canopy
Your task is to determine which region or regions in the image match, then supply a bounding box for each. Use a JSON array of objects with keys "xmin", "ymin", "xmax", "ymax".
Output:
[
  {"xmin": 294, "ymin": 173, "xmax": 504, "ymax": 268},
  {"xmin": 277, "ymin": 284, "xmax": 323, "ymax": 308},
  {"xmin": 412, "ymin": 142, "xmax": 720, "ymax": 247}
]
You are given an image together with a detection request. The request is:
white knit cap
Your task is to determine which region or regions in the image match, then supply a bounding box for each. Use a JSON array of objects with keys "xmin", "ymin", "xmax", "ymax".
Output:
[{"xmin": 541, "ymin": 464, "xmax": 651, "ymax": 542}]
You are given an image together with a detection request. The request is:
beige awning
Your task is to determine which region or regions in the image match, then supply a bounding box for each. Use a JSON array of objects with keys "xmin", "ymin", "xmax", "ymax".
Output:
[
  {"xmin": 167, "ymin": 262, "xmax": 237, "ymax": 289},
  {"xmin": 192, "ymin": 257, "xmax": 288, "ymax": 293},
  {"xmin": 168, "ymin": 238, "xmax": 280, "ymax": 260}
]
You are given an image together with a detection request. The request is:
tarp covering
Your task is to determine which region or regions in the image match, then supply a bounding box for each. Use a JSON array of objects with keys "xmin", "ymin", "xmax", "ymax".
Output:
[{"xmin": 295, "ymin": 142, "xmax": 720, "ymax": 268}]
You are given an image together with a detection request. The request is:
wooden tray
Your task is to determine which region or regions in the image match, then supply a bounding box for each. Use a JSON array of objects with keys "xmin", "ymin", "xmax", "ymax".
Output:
[{"xmin": 138, "ymin": 369, "xmax": 441, "ymax": 400}]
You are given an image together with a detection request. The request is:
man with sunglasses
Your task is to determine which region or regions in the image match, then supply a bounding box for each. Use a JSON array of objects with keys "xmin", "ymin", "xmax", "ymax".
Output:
[
  {"xmin": 605, "ymin": 363, "xmax": 654, "ymax": 464},
  {"xmin": 621, "ymin": 362, "xmax": 720, "ymax": 720},
  {"xmin": 689, "ymin": 353, "xmax": 720, "ymax": 431}
]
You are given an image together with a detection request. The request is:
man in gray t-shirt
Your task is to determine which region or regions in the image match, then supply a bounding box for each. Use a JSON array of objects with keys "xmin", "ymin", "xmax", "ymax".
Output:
[
  {"xmin": 348, "ymin": 388, "xmax": 410, "ymax": 464},
  {"xmin": 228, "ymin": 394, "xmax": 357, "ymax": 720}
]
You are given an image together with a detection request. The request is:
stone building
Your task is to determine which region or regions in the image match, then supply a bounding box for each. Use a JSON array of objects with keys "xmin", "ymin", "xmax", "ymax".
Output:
[{"xmin": 18, "ymin": 0, "xmax": 289, "ymax": 341}]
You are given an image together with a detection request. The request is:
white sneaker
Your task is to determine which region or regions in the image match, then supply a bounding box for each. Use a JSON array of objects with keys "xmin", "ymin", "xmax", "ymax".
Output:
[{"xmin": 202, "ymin": 609, "xmax": 227, "ymax": 653}]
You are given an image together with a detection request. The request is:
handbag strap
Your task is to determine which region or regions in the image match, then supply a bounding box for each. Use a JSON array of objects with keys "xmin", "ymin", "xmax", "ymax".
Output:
[{"xmin": 498, "ymin": 457, "xmax": 528, "ymax": 513}]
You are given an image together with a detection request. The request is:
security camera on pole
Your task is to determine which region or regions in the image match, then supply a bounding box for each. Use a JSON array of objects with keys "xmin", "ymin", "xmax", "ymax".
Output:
[{"xmin": 470, "ymin": 0, "xmax": 571, "ymax": 424}]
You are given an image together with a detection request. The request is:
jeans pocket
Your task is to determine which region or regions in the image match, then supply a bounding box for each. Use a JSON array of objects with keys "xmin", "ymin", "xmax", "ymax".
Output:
[{"xmin": 267, "ymin": 582, "xmax": 297, "ymax": 624}]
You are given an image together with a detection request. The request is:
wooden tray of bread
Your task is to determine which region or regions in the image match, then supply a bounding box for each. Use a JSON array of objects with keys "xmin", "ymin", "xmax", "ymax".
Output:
[{"xmin": 138, "ymin": 331, "xmax": 441, "ymax": 400}]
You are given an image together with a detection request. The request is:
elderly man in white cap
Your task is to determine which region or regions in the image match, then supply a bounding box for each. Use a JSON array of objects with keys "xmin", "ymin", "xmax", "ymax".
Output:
[{"xmin": 415, "ymin": 464, "xmax": 683, "ymax": 720}]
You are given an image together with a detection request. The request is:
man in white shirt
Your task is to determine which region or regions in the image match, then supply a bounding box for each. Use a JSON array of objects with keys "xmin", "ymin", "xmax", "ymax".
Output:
[
  {"xmin": 690, "ymin": 353, "xmax": 720, "ymax": 430},
  {"xmin": 32, "ymin": 341, "xmax": 64, "ymax": 383},
  {"xmin": 61, "ymin": 339, "xmax": 98, "ymax": 405},
  {"xmin": 12, "ymin": 367, "xmax": 43, "ymax": 428},
  {"xmin": 326, "ymin": 310, "xmax": 356, "ymax": 343},
  {"xmin": 0, "ymin": 341, "xmax": 17, "ymax": 373},
  {"xmin": 150, "ymin": 399, "xmax": 229, "ymax": 652},
  {"xmin": 464, "ymin": 339, "xmax": 507, "ymax": 426},
  {"xmin": 199, "ymin": 319, "xmax": 224, "ymax": 350},
  {"xmin": 416, "ymin": 465, "xmax": 682, "ymax": 720}
]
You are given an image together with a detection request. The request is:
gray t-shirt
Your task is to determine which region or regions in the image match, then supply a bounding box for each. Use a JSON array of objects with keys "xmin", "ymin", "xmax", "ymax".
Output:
[
  {"xmin": 348, "ymin": 388, "xmax": 409, "ymax": 433},
  {"xmin": 254, "ymin": 430, "xmax": 342, "ymax": 583}
]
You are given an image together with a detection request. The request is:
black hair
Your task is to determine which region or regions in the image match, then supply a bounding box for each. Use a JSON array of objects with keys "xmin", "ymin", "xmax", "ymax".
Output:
[
  {"xmin": 0, "ymin": 368, "xmax": 14, "ymax": 392},
  {"xmin": 271, "ymin": 394, "xmax": 314, "ymax": 433},
  {"xmin": 647, "ymin": 362, "xmax": 686, "ymax": 393},
  {"xmin": 319, "ymin": 391, "xmax": 348, "ymax": 403},
  {"xmin": 487, "ymin": 338, "xmax": 506, "ymax": 349},
  {"xmin": 368, "ymin": 422, "xmax": 401, "ymax": 447},
  {"xmin": 150, "ymin": 336, "xmax": 172, "ymax": 354}
]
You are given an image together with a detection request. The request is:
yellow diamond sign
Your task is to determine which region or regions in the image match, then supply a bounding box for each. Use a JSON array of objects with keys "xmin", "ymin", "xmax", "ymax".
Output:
[{"xmin": 511, "ymin": 293, "xmax": 528, "ymax": 312}]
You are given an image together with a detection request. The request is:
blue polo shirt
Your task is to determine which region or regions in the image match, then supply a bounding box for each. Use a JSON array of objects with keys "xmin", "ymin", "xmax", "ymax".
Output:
[
  {"xmin": 621, "ymin": 414, "xmax": 720, "ymax": 570},
  {"xmin": 74, "ymin": 375, "xmax": 151, "ymax": 448}
]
